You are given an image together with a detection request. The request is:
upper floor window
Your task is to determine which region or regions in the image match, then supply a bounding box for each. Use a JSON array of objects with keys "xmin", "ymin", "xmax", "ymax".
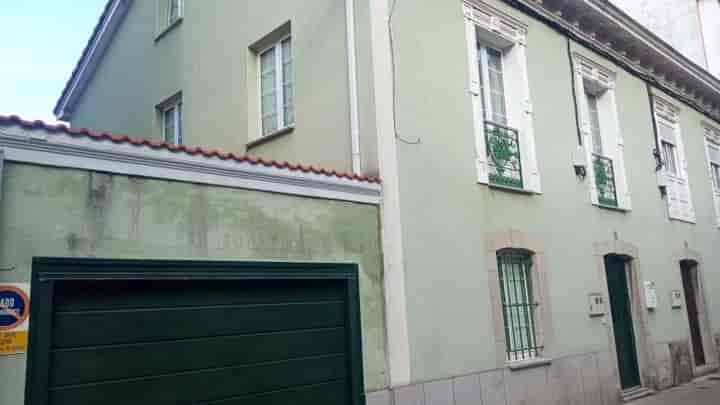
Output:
[
  {"xmin": 586, "ymin": 93, "xmax": 603, "ymax": 155},
  {"xmin": 168, "ymin": 0, "xmax": 182, "ymax": 25},
  {"xmin": 654, "ymin": 97, "xmax": 695, "ymax": 223},
  {"xmin": 260, "ymin": 37, "xmax": 294, "ymax": 137},
  {"xmin": 464, "ymin": 2, "xmax": 541, "ymax": 193},
  {"xmin": 158, "ymin": 93, "xmax": 183, "ymax": 144},
  {"xmin": 712, "ymin": 161, "xmax": 720, "ymax": 192},
  {"xmin": 661, "ymin": 139, "xmax": 679, "ymax": 176},
  {"xmin": 478, "ymin": 46, "xmax": 508, "ymax": 126},
  {"xmin": 704, "ymin": 125, "xmax": 720, "ymax": 227},
  {"xmin": 156, "ymin": 0, "xmax": 183, "ymax": 40},
  {"xmin": 573, "ymin": 54, "xmax": 630, "ymax": 210}
]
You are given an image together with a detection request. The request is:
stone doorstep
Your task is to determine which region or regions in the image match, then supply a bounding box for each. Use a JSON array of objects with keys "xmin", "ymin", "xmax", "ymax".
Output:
[{"xmin": 622, "ymin": 386, "xmax": 655, "ymax": 403}]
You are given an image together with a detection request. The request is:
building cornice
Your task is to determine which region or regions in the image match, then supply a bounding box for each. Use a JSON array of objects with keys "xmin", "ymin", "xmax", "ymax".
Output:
[
  {"xmin": 0, "ymin": 123, "xmax": 381, "ymax": 205},
  {"xmin": 505, "ymin": 0, "xmax": 720, "ymax": 123}
]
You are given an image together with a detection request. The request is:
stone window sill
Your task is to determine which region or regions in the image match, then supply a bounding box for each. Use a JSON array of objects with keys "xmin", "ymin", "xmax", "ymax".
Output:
[
  {"xmin": 247, "ymin": 126, "xmax": 294, "ymax": 150},
  {"xmin": 594, "ymin": 203, "xmax": 629, "ymax": 213},
  {"xmin": 155, "ymin": 18, "xmax": 183, "ymax": 43},
  {"xmin": 507, "ymin": 357, "xmax": 552, "ymax": 371},
  {"xmin": 485, "ymin": 182, "xmax": 538, "ymax": 195}
]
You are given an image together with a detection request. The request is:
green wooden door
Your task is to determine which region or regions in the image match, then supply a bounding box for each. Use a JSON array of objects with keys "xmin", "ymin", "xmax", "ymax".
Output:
[
  {"xmin": 605, "ymin": 256, "xmax": 641, "ymax": 390},
  {"xmin": 26, "ymin": 259, "xmax": 365, "ymax": 405}
]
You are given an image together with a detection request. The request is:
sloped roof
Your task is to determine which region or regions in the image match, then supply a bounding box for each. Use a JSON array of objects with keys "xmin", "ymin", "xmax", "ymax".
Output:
[{"xmin": 0, "ymin": 115, "xmax": 380, "ymax": 184}]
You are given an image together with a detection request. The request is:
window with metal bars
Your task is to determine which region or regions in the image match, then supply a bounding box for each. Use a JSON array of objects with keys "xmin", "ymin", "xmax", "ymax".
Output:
[{"xmin": 497, "ymin": 249, "xmax": 541, "ymax": 361}]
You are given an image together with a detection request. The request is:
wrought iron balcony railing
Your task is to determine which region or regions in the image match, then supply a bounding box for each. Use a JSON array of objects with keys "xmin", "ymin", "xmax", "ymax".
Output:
[
  {"xmin": 592, "ymin": 154, "xmax": 618, "ymax": 207},
  {"xmin": 485, "ymin": 121, "xmax": 523, "ymax": 189}
]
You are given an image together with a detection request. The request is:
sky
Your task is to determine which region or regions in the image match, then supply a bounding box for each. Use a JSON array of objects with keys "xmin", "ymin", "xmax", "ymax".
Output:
[{"xmin": 0, "ymin": 1, "xmax": 107, "ymax": 123}]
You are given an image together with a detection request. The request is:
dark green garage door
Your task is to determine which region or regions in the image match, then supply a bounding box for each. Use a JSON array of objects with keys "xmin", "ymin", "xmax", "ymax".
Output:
[{"xmin": 26, "ymin": 259, "xmax": 365, "ymax": 405}]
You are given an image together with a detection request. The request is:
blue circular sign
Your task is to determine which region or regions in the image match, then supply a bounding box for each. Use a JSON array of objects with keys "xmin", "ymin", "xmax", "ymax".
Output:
[{"xmin": 0, "ymin": 287, "xmax": 29, "ymax": 330}]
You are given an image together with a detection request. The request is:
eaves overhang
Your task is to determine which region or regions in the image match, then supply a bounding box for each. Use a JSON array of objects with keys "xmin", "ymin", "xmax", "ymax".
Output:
[
  {"xmin": 53, "ymin": 0, "xmax": 132, "ymax": 121},
  {"xmin": 504, "ymin": 0, "xmax": 720, "ymax": 123}
]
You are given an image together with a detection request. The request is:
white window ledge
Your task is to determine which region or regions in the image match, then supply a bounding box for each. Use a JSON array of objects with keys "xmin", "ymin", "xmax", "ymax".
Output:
[
  {"xmin": 594, "ymin": 203, "xmax": 630, "ymax": 213},
  {"xmin": 484, "ymin": 182, "xmax": 540, "ymax": 195},
  {"xmin": 155, "ymin": 17, "xmax": 183, "ymax": 43},
  {"xmin": 247, "ymin": 125, "xmax": 295, "ymax": 149},
  {"xmin": 507, "ymin": 357, "xmax": 552, "ymax": 371}
]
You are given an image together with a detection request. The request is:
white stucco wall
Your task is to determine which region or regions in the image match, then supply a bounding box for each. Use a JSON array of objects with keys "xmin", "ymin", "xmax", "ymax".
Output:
[
  {"xmin": 698, "ymin": 0, "xmax": 720, "ymax": 78},
  {"xmin": 610, "ymin": 0, "xmax": 707, "ymax": 69}
]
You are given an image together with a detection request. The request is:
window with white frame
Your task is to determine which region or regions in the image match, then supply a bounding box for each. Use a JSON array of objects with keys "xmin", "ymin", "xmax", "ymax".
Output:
[
  {"xmin": 157, "ymin": 0, "xmax": 183, "ymax": 32},
  {"xmin": 159, "ymin": 94, "xmax": 183, "ymax": 144},
  {"xmin": 464, "ymin": 2, "xmax": 541, "ymax": 192},
  {"xmin": 654, "ymin": 98, "xmax": 695, "ymax": 222},
  {"xmin": 572, "ymin": 54, "xmax": 630, "ymax": 209},
  {"xmin": 662, "ymin": 140, "xmax": 679, "ymax": 176},
  {"xmin": 168, "ymin": 0, "xmax": 182, "ymax": 25},
  {"xmin": 704, "ymin": 125, "xmax": 720, "ymax": 227},
  {"xmin": 260, "ymin": 37, "xmax": 294, "ymax": 137}
]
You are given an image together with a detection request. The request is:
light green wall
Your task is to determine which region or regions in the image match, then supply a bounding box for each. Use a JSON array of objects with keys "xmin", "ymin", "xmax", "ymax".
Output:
[
  {"xmin": 71, "ymin": 0, "xmax": 159, "ymax": 138},
  {"xmin": 71, "ymin": 0, "xmax": 378, "ymax": 174},
  {"xmin": 388, "ymin": 0, "xmax": 720, "ymax": 383},
  {"xmin": 0, "ymin": 163, "xmax": 387, "ymax": 404}
]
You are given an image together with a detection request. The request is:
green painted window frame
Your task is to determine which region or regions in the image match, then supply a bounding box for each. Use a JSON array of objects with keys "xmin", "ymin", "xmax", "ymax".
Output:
[
  {"xmin": 496, "ymin": 249, "xmax": 540, "ymax": 361},
  {"xmin": 25, "ymin": 258, "xmax": 366, "ymax": 405},
  {"xmin": 485, "ymin": 121, "xmax": 524, "ymax": 189},
  {"xmin": 592, "ymin": 153, "xmax": 619, "ymax": 208}
]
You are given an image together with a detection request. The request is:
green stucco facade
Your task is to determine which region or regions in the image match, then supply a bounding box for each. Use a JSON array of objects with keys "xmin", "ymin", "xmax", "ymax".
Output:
[
  {"xmin": 389, "ymin": 0, "xmax": 720, "ymax": 384},
  {"xmin": 0, "ymin": 162, "xmax": 387, "ymax": 404},
  {"xmin": 55, "ymin": 0, "xmax": 720, "ymax": 400},
  {"xmin": 70, "ymin": 0, "xmax": 382, "ymax": 175}
]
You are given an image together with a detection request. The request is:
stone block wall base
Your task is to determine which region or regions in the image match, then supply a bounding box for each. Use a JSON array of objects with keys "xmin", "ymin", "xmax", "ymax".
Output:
[
  {"xmin": 669, "ymin": 340, "xmax": 694, "ymax": 386},
  {"xmin": 366, "ymin": 351, "xmax": 618, "ymax": 405}
]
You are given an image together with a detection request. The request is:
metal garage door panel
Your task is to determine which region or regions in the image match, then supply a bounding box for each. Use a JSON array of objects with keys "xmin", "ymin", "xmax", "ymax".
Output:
[
  {"xmin": 53, "ymin": 279, "xmax": 346, "ymax": 311},
  {"xmin": 50, "ymin": 354, "xmax": 348, "ymax": 405},
  {"xmin": 52, "ymin": 300, "xmax": 346, "ymax": 348},
  {"xmin": 26, "ymin": 260, "xmax": 365, "ymax": 405},
  {"xmin": 51, "ymin": 327, "xmax": 347, "ymax": 386}
]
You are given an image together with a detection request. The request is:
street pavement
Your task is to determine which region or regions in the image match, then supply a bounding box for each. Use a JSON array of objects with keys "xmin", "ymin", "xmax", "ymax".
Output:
[{"xmin": 631, "ymin": 375, "xmax": 720, "ymax": 405}]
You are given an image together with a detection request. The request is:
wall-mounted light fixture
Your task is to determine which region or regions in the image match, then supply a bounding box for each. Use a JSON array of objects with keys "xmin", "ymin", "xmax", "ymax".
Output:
[{"xmin": 573, "ymin": 146, "xmax": 587, "ymax": 178}]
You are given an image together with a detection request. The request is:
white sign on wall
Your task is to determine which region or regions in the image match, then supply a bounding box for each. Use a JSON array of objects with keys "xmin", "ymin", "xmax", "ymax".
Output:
[
  {"xmin": 588, "ymin": 293, "xmax": 605, "ymax": 317},
  {"xmin": 671, "ymin": 290, "xmax": 683, "ymax": 309},
  {"xmin": 644, "ymin": 281, "xmax": 658, "ymax": 310}
]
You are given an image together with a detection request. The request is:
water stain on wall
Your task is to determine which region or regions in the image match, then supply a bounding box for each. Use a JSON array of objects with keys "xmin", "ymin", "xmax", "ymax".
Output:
[{"xmin": 85, "ymin": 172, "xmax": 114, "ymax": 254}]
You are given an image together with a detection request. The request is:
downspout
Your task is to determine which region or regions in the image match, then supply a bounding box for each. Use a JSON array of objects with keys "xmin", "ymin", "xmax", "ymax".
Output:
[
  {"xmin": 646, "ymin": 84, "xmax": 663, "ymax": 171},
  {"xmin": 346, "ymin": 0, "xmax": 362, "ymax": 174},
  {"xmin": 566, "ymin": 38, "xmax": 583, "ymax": 146}
]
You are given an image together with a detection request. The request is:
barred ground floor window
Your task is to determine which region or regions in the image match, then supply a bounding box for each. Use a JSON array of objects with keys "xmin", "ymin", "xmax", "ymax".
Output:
[{"xmin": 497, "ymin": 249, "xmax": 540, "ymax": 361}]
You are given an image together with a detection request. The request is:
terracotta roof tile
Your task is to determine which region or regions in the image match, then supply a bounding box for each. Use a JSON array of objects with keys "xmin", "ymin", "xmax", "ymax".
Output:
[{"xmin": 0, "ymin": 115, "xmax": 380, "ymax": 184}]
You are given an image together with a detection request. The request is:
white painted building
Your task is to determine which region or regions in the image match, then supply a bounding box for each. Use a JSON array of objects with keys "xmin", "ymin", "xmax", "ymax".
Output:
[{"xmin": 611, "ymin": 0, "xmax": 720, "ymax": 78}]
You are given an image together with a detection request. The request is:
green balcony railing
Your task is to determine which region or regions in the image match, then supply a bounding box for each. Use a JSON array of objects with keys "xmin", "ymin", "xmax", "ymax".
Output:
[
  {"xmin": 592, "ymin": 154, "xmax": 618, "ymax": 207},
  {"xmin": 485, "ymin": 121, "xmax": 523, "ymax": 189}
]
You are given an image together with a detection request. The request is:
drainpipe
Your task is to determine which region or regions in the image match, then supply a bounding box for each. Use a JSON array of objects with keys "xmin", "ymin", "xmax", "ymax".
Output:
[{"xmin": 346, "ymin": 0, "xmax": 362, "ymax": 174}]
